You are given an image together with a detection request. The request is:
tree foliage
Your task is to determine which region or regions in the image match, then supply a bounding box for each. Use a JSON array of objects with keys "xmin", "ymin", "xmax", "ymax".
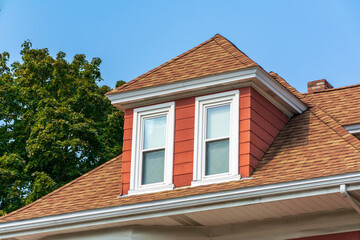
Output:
[{"xmin": 0, "ymin": 42, "xmax": 124, "ymax": 215}]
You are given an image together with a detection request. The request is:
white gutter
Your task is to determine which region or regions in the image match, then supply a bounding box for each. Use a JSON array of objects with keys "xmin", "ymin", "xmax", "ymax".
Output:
[
  {"xmin": 1, "ymin": 172, "xmax": 360, "ymax": 238},
  {"xmin": 340, "ymin": 184, "xmax": 360, "ymax": 214}
]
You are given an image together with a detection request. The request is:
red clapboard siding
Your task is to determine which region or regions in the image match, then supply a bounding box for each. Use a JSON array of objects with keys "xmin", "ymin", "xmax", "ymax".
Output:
[
  {"xmin": 174, "ymin": 174, "xmax": 193, "ymax": 187},
  {"xmin": 289, "ymin": 231, "xmax": 360, "ymax": 240},
  {"xmin": 251, "ymin": 89, "xmax": 289, "ymax": 123},
  {"xmin": 173, "ymin": 97, "xmax": 195, "ymax": 187},
  {"xmin": 239, "ymin": 87, "xmax": 289, "ymax": 177},
  {"xmin": 120, "ymin": 87, "xmax": 289, "ymax": 193},
  {"xmin": 238, "ymin": 87, "xmax": 252, "ymax": 177},
  {"xmin": 121, "ymin": 109, "xmax": 133, "ymax": 195},
  {"xmin": 174, "ymin": 140, "xmax": 194, "ymax": 153}
]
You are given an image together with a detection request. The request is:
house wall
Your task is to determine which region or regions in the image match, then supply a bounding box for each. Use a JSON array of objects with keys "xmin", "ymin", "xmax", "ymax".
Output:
[
  {"xmin": 240, "ymin": 87, "xmax": 289, "ymax": 177},
  {"xmin": 120, "ymin": 87, "xmax": 289, "ymax": 194},
  {"xmin": 121, "ymin": 109, "xmax": 133, "ymax": 195},
  {"xmin": 173, "ymin": 97, "xmax": 195, "ymax": 187}
]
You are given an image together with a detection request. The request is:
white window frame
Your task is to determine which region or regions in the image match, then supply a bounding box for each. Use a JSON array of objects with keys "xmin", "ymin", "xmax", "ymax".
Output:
[
  {"xmin": 192, "ymin": 90, "xmax": 240, "ymax": 187},
  {"xmin": 129, "ymin": 102, "xmax": 175, "ymax": 195}
]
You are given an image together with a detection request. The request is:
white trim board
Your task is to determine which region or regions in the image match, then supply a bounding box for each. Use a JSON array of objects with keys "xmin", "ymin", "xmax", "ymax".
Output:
[
  {"xmin": 107, "ymin": 67, "xmax": 307, "ymax": 117},
  {"xmin": 2, "ymin": 172, "xmax": 360, "ymax": 239}
]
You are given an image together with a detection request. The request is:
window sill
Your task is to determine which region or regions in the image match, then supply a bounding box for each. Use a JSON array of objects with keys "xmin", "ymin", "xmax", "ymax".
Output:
[
  {"xmin": 128, "ymin": 184, "xmax": 174, "ymax": 196},
  {"xmin": 191, "ymin": 174, "xmax": 241, "ymax": 187}
]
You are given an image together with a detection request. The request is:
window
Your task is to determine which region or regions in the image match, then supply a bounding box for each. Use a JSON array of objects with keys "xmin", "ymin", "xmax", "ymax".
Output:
[
  {"xmin": 129, "ymin": 102, "xmax": 175, "ymax": 195},
  {"xmin": 192, "ymin": 90, "xmax": 240, "ymax": 186}
]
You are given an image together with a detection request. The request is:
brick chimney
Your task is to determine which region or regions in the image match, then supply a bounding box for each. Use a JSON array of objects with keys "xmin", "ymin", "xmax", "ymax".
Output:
[{"xmin": 307, "ymin": 79, "xmax": 334, "ymax": 93}]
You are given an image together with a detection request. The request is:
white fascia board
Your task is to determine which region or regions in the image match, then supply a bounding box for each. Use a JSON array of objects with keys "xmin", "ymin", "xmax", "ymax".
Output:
[
  {"xmin": 254, "ymin": 69, "xmax": 307, "ymax": 113},
  {"xmin": 107, "ymin": 67, "xmax": 306, "ymax": 115},
  {"xmin": 2, "ymin": 172, "xmax": 360, "ymax": 238},
  {"xmin": 344, "ymin": 124, "xmax": 360, "ymax": 134},
  {"xmin": 107, "ymin": 68, "xmax": 258, "ymax": 104}
]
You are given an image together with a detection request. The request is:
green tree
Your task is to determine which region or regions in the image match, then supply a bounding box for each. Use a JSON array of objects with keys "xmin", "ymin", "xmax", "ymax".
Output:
[{"xmin": 0, "ymin": 42, "xmax": 124, "ymax": 215}]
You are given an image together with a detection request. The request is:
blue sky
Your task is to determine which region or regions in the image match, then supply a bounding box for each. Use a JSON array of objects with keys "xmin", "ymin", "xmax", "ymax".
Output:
[{"xmin": 0, "ymin": 0, "xmax": 359, "ymax": 93}]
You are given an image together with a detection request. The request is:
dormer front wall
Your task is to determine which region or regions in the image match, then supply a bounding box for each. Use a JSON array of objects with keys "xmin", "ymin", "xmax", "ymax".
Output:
[{"xmin": 120, "ymin": 86, "xmax": 289, "ymax": 195}]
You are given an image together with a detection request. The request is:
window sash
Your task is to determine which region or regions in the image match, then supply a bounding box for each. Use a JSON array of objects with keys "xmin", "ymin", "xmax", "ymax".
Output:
[
  {"xmin": 192, "ymin": 90, "xmax": 240, "ymax": 186},
  {"xmin": 140, "ymin": 114, "xmax": 167, "ymax": 185},
  {"xmin": 205, "ymin": 138, "xmax": 230, "ymax": 176},
  {"xmin": 129, "ymin": 102, "xmax": 175, "ymax": 195},
  {"xmin": 141, "ymin": 149, "xmax": 165, "ymax": 185},
  {"xmin": 206, "ymin": 104, "xmax": 230, "ymax": 140}
]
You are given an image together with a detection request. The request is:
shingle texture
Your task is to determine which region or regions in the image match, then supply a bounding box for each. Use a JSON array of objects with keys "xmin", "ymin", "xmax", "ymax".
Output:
[
  {"xmin": 2, "ymin": 36, "xmax": 360, "ymax": 223},
  {"xmin": 106, "ymin": 34, "xmax": 258, "ymax": 95},
  {"xmin": 305, "ymin": 84, "xmax": 360, "ymax": 126},
  {"xmin": 2, "ymin": 86, "xmax": 360, "ymax": 222}
]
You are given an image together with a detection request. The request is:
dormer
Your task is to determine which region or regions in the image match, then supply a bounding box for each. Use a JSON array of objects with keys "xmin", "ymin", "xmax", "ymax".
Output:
[{"xmin": 106, "ymin": 34, "xmax": 306, "ymax": 195}]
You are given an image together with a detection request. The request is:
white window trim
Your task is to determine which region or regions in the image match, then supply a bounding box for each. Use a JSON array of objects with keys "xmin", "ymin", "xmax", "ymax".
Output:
[
  {"xmin": 192, "ymin": 90, "xmax": 240, "ymax": 187},
  {"xmin": 128, "ymin": 102, "xmax": 175, "ymax": 195}
]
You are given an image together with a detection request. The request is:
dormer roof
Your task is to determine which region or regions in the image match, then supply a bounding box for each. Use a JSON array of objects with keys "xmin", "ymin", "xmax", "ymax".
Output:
[
  {"xmin": 106, "ymin": 34, "xmax": 258, "ymax": 95},
  {"xmin": 106, "ymin": 34, "xmax": 306, "ymax": 115}
]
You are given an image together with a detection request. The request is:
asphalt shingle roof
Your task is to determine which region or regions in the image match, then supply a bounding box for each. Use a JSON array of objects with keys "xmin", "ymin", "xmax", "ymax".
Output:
[
  {"xmin": 305, "ymin": 84, "xmax": 360, "ymax": 126},
  {"xmin": 2, "ymin": 35, "xmax": 360, "ymax": 223},
  {"xmin": 106, "ymin": 34, "xmax": 258, "ymax": 95}
]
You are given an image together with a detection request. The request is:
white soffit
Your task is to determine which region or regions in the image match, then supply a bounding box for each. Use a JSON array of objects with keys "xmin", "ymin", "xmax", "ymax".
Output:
[{"xmin": 106, "ymin": 67, "xmax": 307, "ymax": 116}]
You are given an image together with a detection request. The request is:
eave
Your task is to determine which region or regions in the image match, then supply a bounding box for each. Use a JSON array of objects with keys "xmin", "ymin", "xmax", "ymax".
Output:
[
  {"xmin": 107, "ymin": 67, "xmax": 307, "ymax": 117},
  {"xmin": 2, "ymin": 171, "xmax": 360, "ymax": 239}
]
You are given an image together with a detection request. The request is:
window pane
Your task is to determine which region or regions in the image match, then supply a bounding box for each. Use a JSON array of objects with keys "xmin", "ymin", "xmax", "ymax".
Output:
[
  {"xmin": 142, "ymin": 150, "xmax": 165, "ymax": 184},
  {"xmin": 206, "ymin": 105, "xmax": 230, "ymax": 139},
  {"xmin": 205, "ymin": 139, "xmax": 229, "ymax": 175},
  {"xmin": 143, "ymin": 116, "xmax": 166, "ymax": 149}
]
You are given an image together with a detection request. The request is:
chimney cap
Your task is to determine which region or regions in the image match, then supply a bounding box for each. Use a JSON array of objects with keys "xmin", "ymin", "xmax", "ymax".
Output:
[{"xmin": 307, "ymin": 79, "xmax": 334, "ymax": 93}]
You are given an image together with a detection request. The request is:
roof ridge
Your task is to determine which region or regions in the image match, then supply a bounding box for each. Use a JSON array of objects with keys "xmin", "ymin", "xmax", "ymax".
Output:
[
  {"xmin": 0, "ymin": 154, "xmax": 122, "ymax": 221},
  {"xmin": 212, "ymin": 34, "xmax": 255, "ymax": 67},
  {"xmin": 304, "ymin": 83, "xmax": 360, "ymax": 94},
  {"xmin": 106, "ymin": 35, "xmax": 219, "ymax": 94}
]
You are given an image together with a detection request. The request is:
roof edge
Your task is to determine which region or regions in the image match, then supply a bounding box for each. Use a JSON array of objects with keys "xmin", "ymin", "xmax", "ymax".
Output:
[
  {"xmin": 0, "ymin": 154, "xmax": 123, "ymax": 222},
  {"xmin": 107, "ymin": 66, "xmax": 307, "ymax": 116},
  {"xmin": 2, "ymin": 171, "xmax": 360, "ymax": 238}
]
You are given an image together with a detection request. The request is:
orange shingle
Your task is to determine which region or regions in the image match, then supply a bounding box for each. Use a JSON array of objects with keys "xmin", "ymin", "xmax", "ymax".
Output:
[
  {"xmin": 2, "ymin": 92, "xmax": 360, "ymax": 222},
  {"xmin": 305, "ymin": 84, "xmax": 360, "ymax": 125},
  {"xmin": 106, "ymin": 34, "xmax": 258, "ymax": 95}
]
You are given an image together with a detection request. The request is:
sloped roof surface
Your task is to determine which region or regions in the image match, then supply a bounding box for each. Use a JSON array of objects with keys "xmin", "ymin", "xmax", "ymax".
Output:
[
  {"xmin": 2, "ymin": 89, "xmax": 360, "ymax": 222},
  {"xmin": 106, "ymin": 34, "xmax": 258, "ymax": 95},
  {"xmin": 305, "ymin": 84, "xmax": 360, "ymax": 126},
  {"xmin": 2, "ymin": 35, "xmax": 360, "ymax": 223}
]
